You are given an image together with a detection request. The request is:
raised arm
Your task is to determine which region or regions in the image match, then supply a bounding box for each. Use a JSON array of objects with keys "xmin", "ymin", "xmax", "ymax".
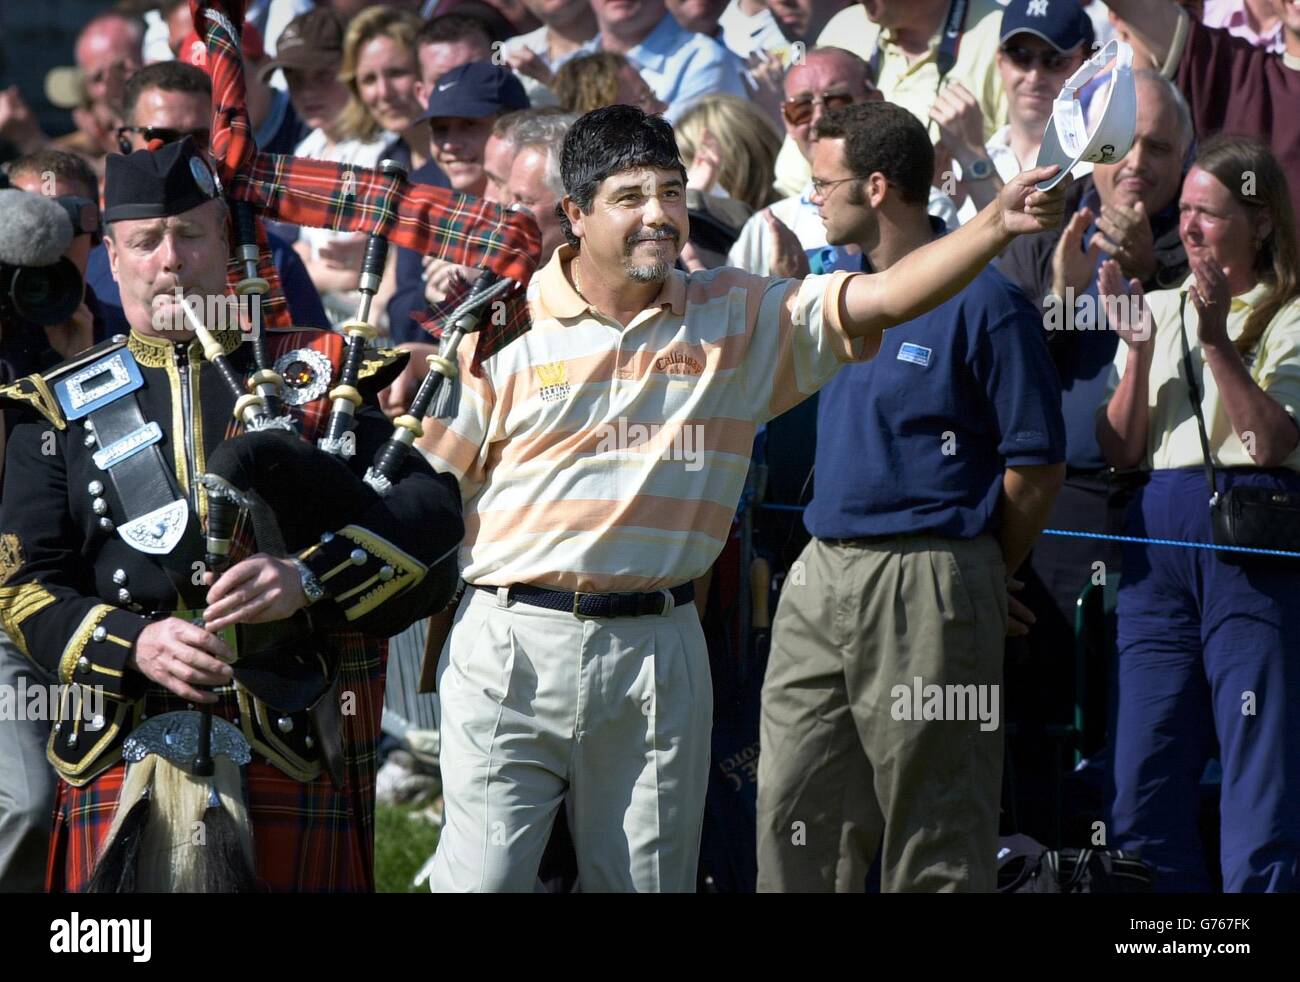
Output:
[
  {"xmin": 1102, "ymin": 0, "xmax": 1183, "ymax": 69},
  {"xmin": 838, "ymin": 167, "xmax": 1069, "ymax": 346},
  {"xmin": 1096, "ymin": 260, "xmax": 1155, "ymax": 468}
]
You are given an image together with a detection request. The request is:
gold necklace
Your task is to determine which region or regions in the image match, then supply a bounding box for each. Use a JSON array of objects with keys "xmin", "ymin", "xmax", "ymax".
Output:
[{"xmin": 571, "ymin": 256, "xmax": 583, "ymax": 299}]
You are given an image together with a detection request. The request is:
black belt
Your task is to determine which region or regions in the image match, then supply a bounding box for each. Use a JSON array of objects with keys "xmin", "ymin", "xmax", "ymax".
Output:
[
  {"xmin": 474, "ymin": 582, "xmax": 694, "ymax": 619},
  {"xmin": 821, "ymin": 532, "xmax": 921, "ymax": 547}
]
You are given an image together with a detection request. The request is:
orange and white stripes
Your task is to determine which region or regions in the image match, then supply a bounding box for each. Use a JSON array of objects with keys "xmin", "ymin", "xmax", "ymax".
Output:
[{"xmin": 417, "ymin": 245, "xmax": 865, "ymax": 592}]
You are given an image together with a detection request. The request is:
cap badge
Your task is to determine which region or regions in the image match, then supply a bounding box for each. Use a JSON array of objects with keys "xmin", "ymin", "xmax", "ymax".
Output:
[{"xmin": 189, "ymin": 157, "xmax": 216, "ymax": 198}]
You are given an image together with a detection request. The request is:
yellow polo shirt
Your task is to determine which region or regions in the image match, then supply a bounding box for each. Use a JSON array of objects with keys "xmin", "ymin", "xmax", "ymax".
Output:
[
  {"xmin": 815, "ymin": 0, "xmax": 1009, "ymax": 143},
  {"xmin": 1100, "ymin": 277, "xmax": 1300, "ymax": 472}
]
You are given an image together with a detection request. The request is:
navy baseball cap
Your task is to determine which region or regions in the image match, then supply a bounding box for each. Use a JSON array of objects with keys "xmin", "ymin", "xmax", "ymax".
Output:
[
  {"xmin": 1000, "ymin": 0, "xmax": 1094, "ymax": 52},
  {"xmin": 419, "ymin": 61, "xmax": 530, "ymax": 122}
]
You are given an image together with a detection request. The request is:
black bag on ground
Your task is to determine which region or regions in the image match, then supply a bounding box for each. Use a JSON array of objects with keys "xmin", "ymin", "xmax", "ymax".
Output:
[{"xmin": 997, "ymin": 834, "xmax": 1154, "ymax": 893}]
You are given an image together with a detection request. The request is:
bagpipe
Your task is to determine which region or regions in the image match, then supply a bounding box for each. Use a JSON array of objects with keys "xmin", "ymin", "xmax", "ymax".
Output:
[
  {"xmin": 87, "ymin": 183, "xmax": 511, "ymax": 892},
  {"xmin": 85, "ymin": 1, "xmax": 540, "ymax": 892}
]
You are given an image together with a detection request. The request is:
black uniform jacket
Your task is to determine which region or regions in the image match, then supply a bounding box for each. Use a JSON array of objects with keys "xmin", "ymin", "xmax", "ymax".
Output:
[{"xmin": 0, "ymin": 327, "xmax": 463, "ymax": 785}]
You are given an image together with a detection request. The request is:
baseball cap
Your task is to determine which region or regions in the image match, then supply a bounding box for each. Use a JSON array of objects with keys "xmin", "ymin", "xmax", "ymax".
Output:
[
  {"xmin": 257, "ymin": 8, "xmax": 345, "ymax": 84},
  {"xmin": 1000, "ymin": 0, "xmax": 1094, "ymax": 52},
  {"xmin": 418, "ymin": 61, "xmax": 530, "ymax": 122}
]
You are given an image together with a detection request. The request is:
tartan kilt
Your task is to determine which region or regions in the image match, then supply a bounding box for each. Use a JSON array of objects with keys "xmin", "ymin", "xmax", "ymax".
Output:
[{"xmin": 47, "ymin": 635, "xmax": 388, "ymax": 893}]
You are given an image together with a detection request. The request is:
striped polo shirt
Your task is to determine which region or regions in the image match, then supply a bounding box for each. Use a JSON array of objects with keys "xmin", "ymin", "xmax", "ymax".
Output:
[{"xmin": 419, "ymin": 245, "xmax": 864, "ymax": 592}]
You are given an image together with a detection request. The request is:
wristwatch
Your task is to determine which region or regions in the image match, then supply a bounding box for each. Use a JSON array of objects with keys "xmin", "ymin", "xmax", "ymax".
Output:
[
  {"xmin": 964, "ymin": 156, "xmax": 995, "ymax": 182},
  {"xmin": 291, "ymin": 558, "xmax": 325, "ymax": 606}
]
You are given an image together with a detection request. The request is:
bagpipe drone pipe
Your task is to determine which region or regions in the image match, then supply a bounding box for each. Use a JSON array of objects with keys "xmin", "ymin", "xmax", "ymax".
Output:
[{"xmin": 196, "ymin": 188, "xmax": 487, "ymax": 704}]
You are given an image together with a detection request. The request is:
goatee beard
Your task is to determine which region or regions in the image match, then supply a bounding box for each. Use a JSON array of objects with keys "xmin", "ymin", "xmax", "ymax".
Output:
[{"xmin": 625, "ymin": 260, "xmax": 671, "ymax": 283}]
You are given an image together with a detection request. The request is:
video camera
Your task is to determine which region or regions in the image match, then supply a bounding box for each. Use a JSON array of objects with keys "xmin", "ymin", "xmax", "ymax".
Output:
[{"xmin": 0, "ymin": 173, "xmax": 84, "ymax": 327}]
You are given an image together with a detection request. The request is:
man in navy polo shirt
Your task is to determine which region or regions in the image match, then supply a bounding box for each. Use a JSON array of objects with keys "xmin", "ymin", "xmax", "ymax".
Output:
[{"xmin": 755, "ymin": 102, "xmax": 1066, "ymax": 893}]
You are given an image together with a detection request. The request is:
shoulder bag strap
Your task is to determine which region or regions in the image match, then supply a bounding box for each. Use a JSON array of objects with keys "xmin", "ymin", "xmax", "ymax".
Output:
[
  {"xmin": 1176, "ymin": 293, "xmax": 1220, "ymax": 501},
  {"xmin": 869, "ymin": 0, "xmax": 968, "ymax": 83},
  {"xmin": 936, "ymin": 0, "xmax": 969, "ymax": 79}
]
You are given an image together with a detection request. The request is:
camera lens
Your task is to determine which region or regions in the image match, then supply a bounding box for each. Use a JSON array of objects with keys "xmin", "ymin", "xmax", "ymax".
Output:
[{"xmin": 4, "ymin": 259, "xmax": 82, "ymax": 326}]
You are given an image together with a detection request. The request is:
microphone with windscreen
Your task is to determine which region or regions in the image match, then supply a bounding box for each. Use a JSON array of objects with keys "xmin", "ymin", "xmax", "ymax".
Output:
[{"xmin": 0, "ymin": 187, "xmax": 83, "ymax": 327}]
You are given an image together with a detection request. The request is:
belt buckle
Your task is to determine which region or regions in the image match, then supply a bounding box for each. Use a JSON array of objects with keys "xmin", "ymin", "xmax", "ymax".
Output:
[{"xmin": 572, "ymin": 591, "xmax": 599, "ymax": 620}]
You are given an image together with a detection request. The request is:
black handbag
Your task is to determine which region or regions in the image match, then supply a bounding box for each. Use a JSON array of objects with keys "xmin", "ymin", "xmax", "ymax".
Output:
[
  {"xmin": 996, "ymin": 835, "xmax": 1154, "ymax": 893},
  {"xmin": 1178, "ymin": 296, "xmax": 1300, "ymax": 565}
]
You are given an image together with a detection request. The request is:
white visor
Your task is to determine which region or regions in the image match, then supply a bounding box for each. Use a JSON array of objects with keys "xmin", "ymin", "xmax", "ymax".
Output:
[{"xmin": 1034, "ymin": 39, "xmax": 1137, "ymax": 191}]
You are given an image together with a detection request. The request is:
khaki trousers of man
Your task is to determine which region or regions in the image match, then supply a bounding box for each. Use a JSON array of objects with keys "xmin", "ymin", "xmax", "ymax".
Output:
[
  {"xmin": 428, "ymin": 586, "xmax": 713, "ymax": 893},
  {"xmin": 756, "ymin": 534, "xmax": 1007, "ymax": 892}
]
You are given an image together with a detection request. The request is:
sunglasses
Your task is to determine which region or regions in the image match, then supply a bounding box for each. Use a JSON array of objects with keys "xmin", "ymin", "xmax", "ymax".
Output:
[
  {"xmin": 117, "ymin": 126, "xmax": 211, "ymax": 151},
  {"xmin": 782, "ymin": 90, "xmax": 857, "ymax": 127},
  {"xmin": 999, "ymin": 45, "xmax": 1077, "ymax": 73}
]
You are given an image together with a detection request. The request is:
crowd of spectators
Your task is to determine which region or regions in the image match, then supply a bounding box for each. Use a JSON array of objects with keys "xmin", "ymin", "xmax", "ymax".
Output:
[{"xmin": 2, "ymin": 0, "xmax": 1300, "ymax": 893}]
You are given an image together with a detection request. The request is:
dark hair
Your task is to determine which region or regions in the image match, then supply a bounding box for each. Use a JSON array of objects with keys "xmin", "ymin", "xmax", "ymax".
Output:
[
  {"xmin": 1192, "ymin": 135, "xmax": 1300, "ymax": 355},
  {"xmin": 123, "ymin": 61, "xmax": 211, "ymax": 120},
  {"xmin": 5, "ymin": 149, "xmax": 98, "ymax": 199},
  {"xmin": 416, "ymin": 13, "xmax": 493, "ymax": 52},
  {"xmin": 557, "ymin": 105, "xmax": 686, "ymax": 249},
  {"xmin": 813, "ymin": 102, "xmax": 932, "ymax": 207}
]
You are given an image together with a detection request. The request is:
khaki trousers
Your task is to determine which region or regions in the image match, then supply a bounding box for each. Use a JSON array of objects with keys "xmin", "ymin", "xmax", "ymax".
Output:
[
  {"xmin": 428, "ymin": 586, "xmax": 712, "ymax": 893},
  {"xmin": 756, "ymin": 534, "xmax": 1007, "ymax": 892}
]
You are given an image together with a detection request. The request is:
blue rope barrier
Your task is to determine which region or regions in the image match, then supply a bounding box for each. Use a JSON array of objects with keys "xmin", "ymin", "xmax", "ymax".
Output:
[
  {"xmin": 754, "ymin": 502, "xmax": 1300, "ymax": 559},
  {"xmin": 1037, "ymin": 528, "xmax": 1300, "ymax": 559}
]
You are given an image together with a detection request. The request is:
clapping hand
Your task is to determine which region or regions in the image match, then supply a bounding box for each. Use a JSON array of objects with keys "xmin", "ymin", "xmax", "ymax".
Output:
[
  {"xmin": 1098, "ymin": 258, "xmax": 1153, "ymax": 348},
  {"xmin": 1187, "ymin": 252, "xmax": 1233, "ymax": 350}
]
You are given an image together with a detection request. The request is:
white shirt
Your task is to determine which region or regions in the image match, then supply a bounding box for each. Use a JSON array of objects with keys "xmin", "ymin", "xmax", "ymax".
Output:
[
  {"xmin": 497, "ymin": 25, "xmax": 570, "ymax": 108},
  {"xmin": 727, "ymin": 183, "xmax": 958, "ymax": 275},
  {"xmin": 717, "ymin": 0, "xmax": 788, "ymax": 61},
  {"xmin": 142, "ymin": 10, "xmax": 172, "ymax": 65}
]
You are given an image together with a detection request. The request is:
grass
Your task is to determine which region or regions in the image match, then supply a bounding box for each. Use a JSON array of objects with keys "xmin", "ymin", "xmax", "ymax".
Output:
[{"xmin": 375, "ymin": 802, "xmax": 441, "ymax": 893}]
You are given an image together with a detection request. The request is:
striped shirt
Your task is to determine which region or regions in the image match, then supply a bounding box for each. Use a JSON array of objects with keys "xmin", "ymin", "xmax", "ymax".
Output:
[{"xmin": 419, "ymin": 245, "xmax": 865, "ymax": 592}]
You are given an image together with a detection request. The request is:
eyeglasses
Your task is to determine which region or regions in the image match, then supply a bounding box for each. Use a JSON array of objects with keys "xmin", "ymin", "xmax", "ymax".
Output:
[
  {"xmin": 999, "ymin": 45, "xmax": 1077, "ymax": 73},
  {"xmin": 117, "ymin": 126, "xmax": 211, "ymax": 151},
  {"xmin": 809, "ymin": 175, "xmax": 860, "ymax": 199},
  {"xmin": 782, "ymin": 90, "xmax": 857, "ymax": 127}
]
